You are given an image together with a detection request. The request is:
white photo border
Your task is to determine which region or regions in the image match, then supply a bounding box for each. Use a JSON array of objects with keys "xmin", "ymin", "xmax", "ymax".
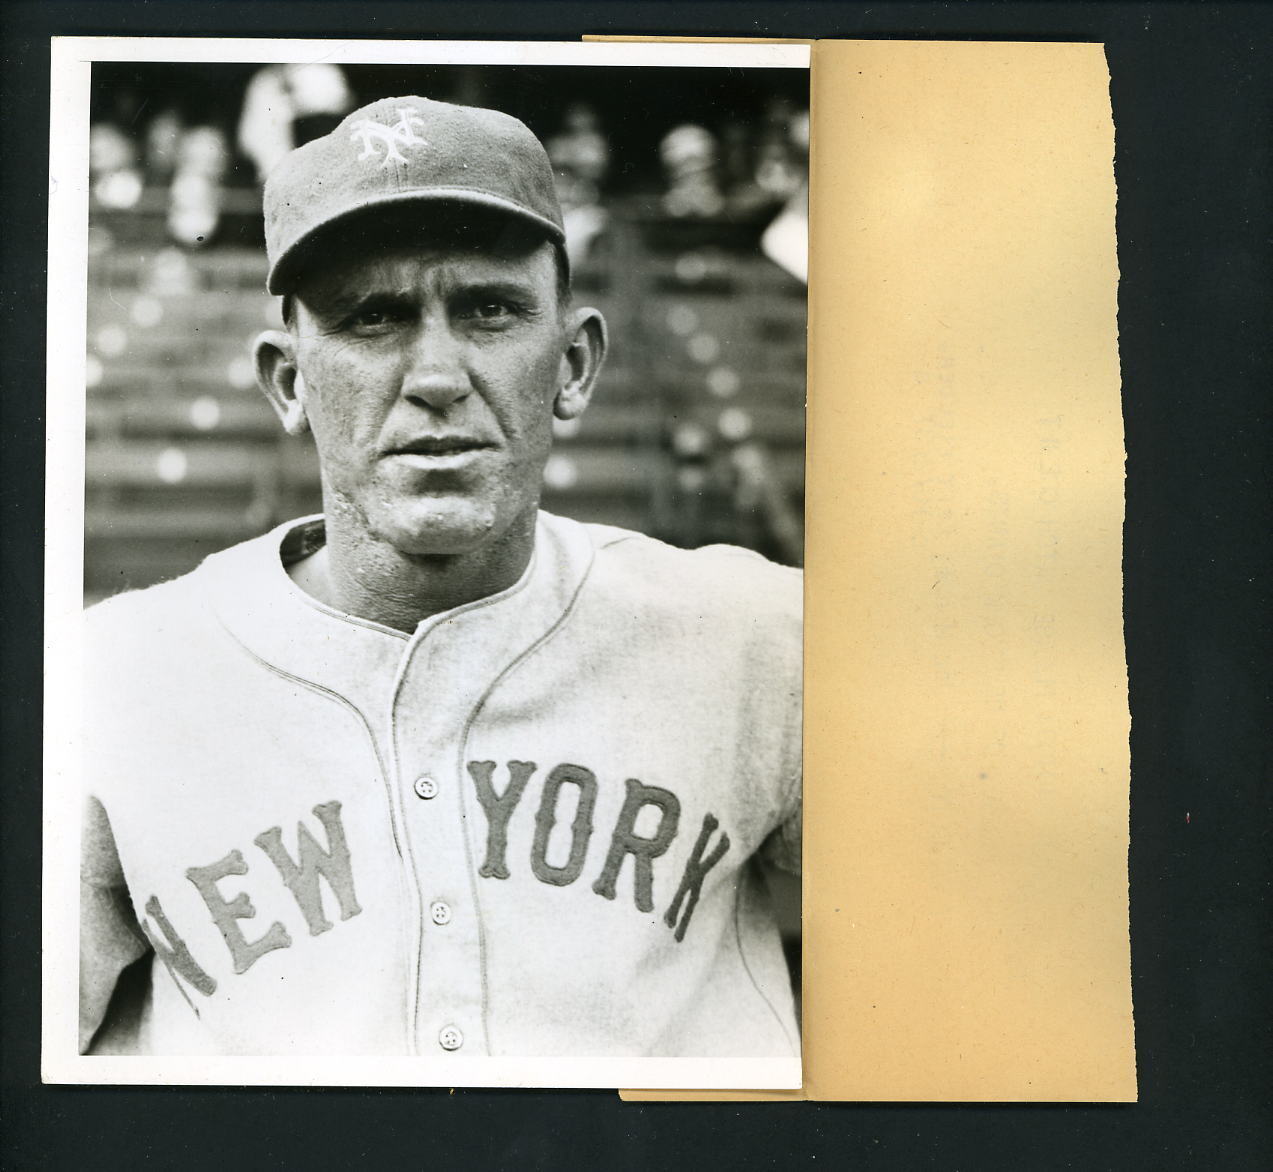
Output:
[{"xmin": 43, "ymin": 35, "xmax": 808, "ymax": 1091}]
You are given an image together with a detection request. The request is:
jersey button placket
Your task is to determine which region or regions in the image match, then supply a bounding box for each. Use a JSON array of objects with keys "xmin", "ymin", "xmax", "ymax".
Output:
[
  {"xmin": 401, "ymin": 756, "xmax": 483, "ymax": 1054},
  {"xmin": 395, "ymin": 628, "xmax": 491, "ymax": 1057}
]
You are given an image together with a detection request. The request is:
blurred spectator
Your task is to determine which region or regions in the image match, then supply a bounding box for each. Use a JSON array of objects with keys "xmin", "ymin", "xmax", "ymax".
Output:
[
  {"xmin": 754, "ymin": 97, "xmax": 804, "ymax": 201},
  {"xmin": 718, "ymin": 119, "xmax": 773, "ymax": 217},
  {"xmin": 546, "ymin": 102, "xmax": 609, "ymax": 185},
  {"xmin": 89, "ymin": 123, "xmax": 143, "ymax": 210},
  {"xmin": 760, "ymin": 183, "xmax": 808, "ymax": 284},
  {"xmin": 790, "ymin": 108, "xmax": 810, "ymax": 160},
  {"xmin": 659, "ymin": 124, "xmax": 725, "ymax": 218},
  {"xmin": 167, "ymin": 126, "xmax": 230, "ymax": 247},
  {"xmin": 143, "ymin": 108, "xmax": 184, "ymax": 185},
  {"xmin": 237, "ymin": 64, "xmax": 355, "ymax": 184},
  {"xmin": 761, "ymin": 108, "xmax": 809, "ymax": 283},
  {"xmin": 546, "ymin": 103, "xmax": 610, "ymax": 266}
]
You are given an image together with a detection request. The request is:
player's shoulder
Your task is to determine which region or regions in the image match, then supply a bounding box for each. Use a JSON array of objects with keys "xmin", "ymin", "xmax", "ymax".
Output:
[
  {"xmin": 84, "ymin": 524, "xmax": 286, "ymax": 645},
  {"xmin": 81, "ymin": 578, "xmax": 207, "ymax": 747},
  {"xmin": 84, "ymin": 569, "xmax": 204, "ymax": 642},
  {"xmin": 83, "ymin": 567, "xmax": 217, "ymax": 693},
  {"xmin": 547, "ymin": 513, "xmax": 802, "ymax": 628},
  {"xmin": 82, "ymin": 523, "xmax": 277, "ymax": 666}
]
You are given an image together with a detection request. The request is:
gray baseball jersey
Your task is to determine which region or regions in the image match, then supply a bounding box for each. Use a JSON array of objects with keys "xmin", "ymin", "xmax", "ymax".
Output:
[{"xmin": 81, "ymin": 511, "xmax": 802, "ymax": 1057}]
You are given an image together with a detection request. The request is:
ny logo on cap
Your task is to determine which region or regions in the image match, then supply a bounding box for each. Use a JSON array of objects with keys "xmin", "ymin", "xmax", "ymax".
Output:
[{"xmin": 349, "ymin": 108, "xmax": 428, "ymax": 167}]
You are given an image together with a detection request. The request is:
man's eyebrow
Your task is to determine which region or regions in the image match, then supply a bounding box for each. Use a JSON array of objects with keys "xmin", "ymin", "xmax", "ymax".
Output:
[
  {"xmin": 450, "ymin": 277, "xmax": 543, "ymax": 302},
  {"xmin": 304, "ymin": 286, "xmax": 410, "ymax": 318}
]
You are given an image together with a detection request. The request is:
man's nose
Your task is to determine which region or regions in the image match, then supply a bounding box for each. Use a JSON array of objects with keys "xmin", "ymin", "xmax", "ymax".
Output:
[{"xmin": 400, "ymin": 317, "xmax": 471, "ymax": 411}]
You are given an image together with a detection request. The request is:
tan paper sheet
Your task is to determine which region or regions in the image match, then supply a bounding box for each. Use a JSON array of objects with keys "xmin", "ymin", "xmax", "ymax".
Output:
[
  {"xmin": 608, "ymin": 37, "xmax": 1135, "ymax": 1103},
  {"xmin": 801, "ymin": 37, "xmax": 1133, "ymax": 1102}
]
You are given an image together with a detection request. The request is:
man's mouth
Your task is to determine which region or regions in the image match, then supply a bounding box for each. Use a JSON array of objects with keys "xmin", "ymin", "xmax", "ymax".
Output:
[{"xmin": 386, "ymin": 437, "xmax": 493, "ymax": 457}]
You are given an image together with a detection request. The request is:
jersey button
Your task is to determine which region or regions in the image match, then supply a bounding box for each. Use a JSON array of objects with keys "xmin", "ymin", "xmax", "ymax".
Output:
[
  {"xmin": 413, "ymin": 775, "xmax": 439, "ymax": 800},
  {"xmin": 429, "ymin": 900, "xmax": 452, "ymax": 926},
  {"xmin": 438, "ymin": 1025, "xmax": 463, "ymax": 1051}
]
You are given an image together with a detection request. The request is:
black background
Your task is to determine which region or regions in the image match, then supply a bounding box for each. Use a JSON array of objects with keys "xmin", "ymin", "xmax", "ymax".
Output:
[{"xmin": 3, "ymin": 3, "xmax": 1269, "ymax": 1168}]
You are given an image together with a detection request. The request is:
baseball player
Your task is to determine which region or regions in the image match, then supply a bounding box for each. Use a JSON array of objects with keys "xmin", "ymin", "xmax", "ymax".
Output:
[{"xmin": 80, "ymin": 95, "xmax": 802, "ymax": 1059}]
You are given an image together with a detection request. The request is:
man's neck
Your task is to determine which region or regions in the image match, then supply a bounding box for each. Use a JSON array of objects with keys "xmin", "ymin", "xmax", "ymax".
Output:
[{"xmin": 287, "ymin": 512, "xmax": 537, "ymax": 634}]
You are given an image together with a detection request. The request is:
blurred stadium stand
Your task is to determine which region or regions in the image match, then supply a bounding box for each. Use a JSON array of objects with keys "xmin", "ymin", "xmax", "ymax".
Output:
[{"xmin": 84, "ymin": 69, "xmax": 807, "ymax": 604}]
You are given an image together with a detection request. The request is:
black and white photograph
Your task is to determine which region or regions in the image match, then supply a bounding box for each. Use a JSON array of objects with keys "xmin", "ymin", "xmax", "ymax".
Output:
[{"xmin": 45, "ymin": 37, "xmax": 808, "ymax": 1088}]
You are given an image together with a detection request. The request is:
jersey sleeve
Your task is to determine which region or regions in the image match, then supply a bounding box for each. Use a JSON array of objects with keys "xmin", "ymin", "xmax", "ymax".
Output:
[
  {"xmin": 760, "ymin": 791, "xmax": 802, "ymax": 875},
  {"xmin": 749, "ymin": 557, "xmax": 802, "ymax": 876},
  {"xmin": 80, "ymin": 795, "xmax": 149, "ymax": 1054}
]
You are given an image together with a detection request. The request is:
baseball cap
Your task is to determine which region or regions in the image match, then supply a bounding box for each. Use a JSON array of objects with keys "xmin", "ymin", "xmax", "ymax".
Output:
[{"xmin": 263, "ymin": 95, "xmax": 566, "ymax": 295}]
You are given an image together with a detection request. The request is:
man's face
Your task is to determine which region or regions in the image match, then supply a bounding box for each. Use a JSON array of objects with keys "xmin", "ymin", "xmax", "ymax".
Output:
[{"xmin": 285, "ymin": 236, "xmax": 571, "ymax": 558}]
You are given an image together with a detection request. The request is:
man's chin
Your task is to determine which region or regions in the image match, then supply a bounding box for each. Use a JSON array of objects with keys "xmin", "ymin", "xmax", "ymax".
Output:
[{"xmin": 371, "ymin": 501, "xmax": 506, "ymax": 558}]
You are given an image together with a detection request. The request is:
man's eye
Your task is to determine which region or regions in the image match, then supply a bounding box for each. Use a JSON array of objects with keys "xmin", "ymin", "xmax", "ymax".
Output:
[
  {"xmin": 341, "ymin": 304, "xmax": 408, "ymax": 331},
  {"xmin": 458, "ymin": 298, "xmax": 527, "ymax": 324}
]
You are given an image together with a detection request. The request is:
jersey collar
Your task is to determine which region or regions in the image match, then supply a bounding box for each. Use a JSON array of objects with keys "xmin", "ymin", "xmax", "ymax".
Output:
[{"xmin": 195, "ymin": 512, "xmax": 596, "ymax": 723}]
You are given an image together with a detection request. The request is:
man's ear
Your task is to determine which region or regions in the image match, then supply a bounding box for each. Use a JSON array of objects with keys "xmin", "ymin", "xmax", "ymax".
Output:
[
  {"xmin": 254, "ymin": 329, "xmax": 310, "ymax": 435},
  {"xmin": 554, "ymin": 308, "xmax": 608, "ymax": 421}
]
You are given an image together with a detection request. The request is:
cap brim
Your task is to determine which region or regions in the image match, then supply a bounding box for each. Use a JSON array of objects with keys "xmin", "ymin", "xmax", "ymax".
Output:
[{"xmin": 267, "ymin": 187, "xmax": 566, "ymax": 295}]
